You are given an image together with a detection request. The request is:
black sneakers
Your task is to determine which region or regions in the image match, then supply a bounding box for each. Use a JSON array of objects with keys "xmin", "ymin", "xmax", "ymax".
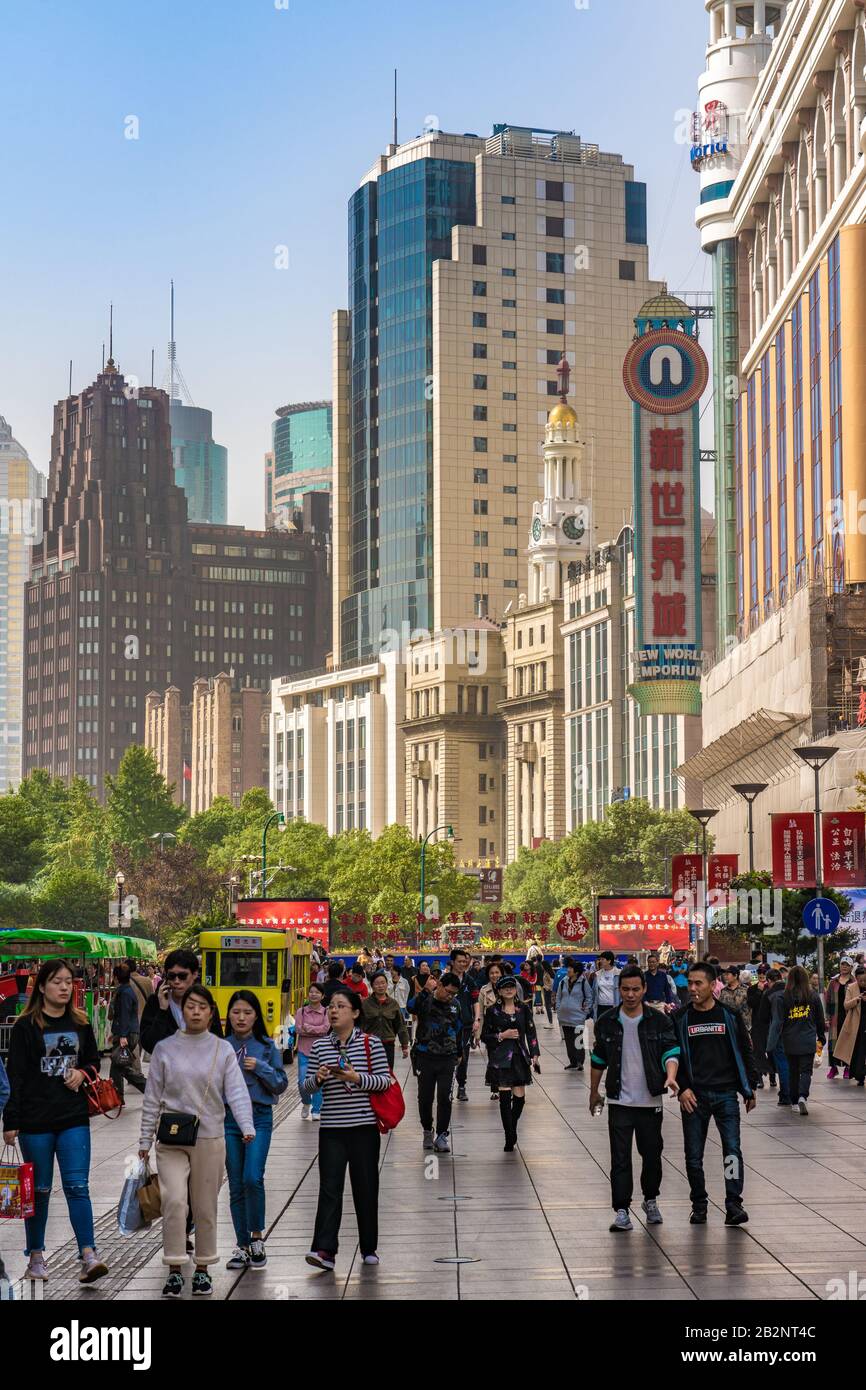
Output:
[
  {"xmin": 725, "ymin": 1204, "xmax": 749, "ymax": 1226},
  {"xmin": 162, "ymin": 1272, "xmax": 184, "ymax": 1298},
  {"xmin": 689, "ymin": 1204, "xmax": 708, "ymax": 1225}
]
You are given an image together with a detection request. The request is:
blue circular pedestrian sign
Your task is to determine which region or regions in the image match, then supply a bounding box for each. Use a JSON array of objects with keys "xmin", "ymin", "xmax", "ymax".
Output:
[{"xmin": 802, "ymin": 896, "xmax": 841, "ymax": 936}]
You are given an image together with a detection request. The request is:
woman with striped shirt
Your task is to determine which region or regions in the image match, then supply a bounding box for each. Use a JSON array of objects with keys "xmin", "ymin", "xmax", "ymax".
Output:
[{"xmin": 302, "ymin": 987, "xmax": 391, "ymax": 1272}]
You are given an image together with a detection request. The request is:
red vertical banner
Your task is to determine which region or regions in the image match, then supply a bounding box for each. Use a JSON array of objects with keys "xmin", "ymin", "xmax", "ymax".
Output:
[
  {"xmin": 771, "ymin": 814, "xmax": 816, "ymax": 889},
  {"xmin": 708, "ymin": 854, "xmax": 738, "ymax": 891},
  {"xmin": 822, "ymin": 811, "xmax": 866, "ymax": 887},
  {"xmin": 671, "ymin": 853, "xmax": 703, "ymax": 897}
]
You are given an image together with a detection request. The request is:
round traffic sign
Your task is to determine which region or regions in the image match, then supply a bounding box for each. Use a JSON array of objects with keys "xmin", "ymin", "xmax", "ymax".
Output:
[{"xmin": 802, "ymin": 896, "xmax": 841, "ymax": 937}]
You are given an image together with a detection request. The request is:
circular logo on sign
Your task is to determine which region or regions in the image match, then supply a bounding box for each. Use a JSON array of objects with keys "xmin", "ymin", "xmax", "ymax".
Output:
[
  {"xmin": 622, "ymin": 329, "xmax": 709, "ymax": 414},
  {"xmin": 557, "ymin": 907, "xmax": 590, "ymax": 941}
]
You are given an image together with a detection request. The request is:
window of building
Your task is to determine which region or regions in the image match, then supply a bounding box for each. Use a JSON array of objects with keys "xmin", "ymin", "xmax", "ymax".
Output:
[
  {"xmin": 546, "ymin": 287, "xmax": 565, "ymax": 304},
  {"xmin": 473, "ymin": 437, "xmax": 488, "ymax": 453},
  {"xmin": 502, "ymin": 267, "xmax": 516, "ymax": 277},
  {"xmin": 473, "ymin": 405, "xmax": 487, "ymax": 422},
  {"xmin": 501, "ymin": 195, "xmax": 515, "ymax": 204},
  {"xmin": 473, "ymin": 531, "xmax": 488, "ymax": 546},
  {"xmin": 502, "ymin": 329, "xmax": 516, "ymax": 339},
  {"xmin": 478, "ymin": 742, "xmax": 487, "ymax": 760},
  {"xmin": 503, "ymin": 360, "xmax": 517, "ymax": 370},
  {"xmin": 474, "ymin": 561, "xmax": 488, "ymax": 577},
  {"xmin": 546, "ymin": 319, "xmax": 564, "ymax": 335},
  {"xmin": 473, "ymin": 374, "xmax": 487, "ymax": 390},
  {"xmin": 502, "ymin": 298, "xmax": 516, "ymax": 308},
  {"xmin": 502, "ymin": 231, "xmax": 516, "ymax": 241},
  {"xmin": 472, "ymin": 311, "xmax": 488, "ymax": 328},
  {"xmin": 541, "ymin": 179, "xmax": 563, "ymax": 201},
  {"xmin": 473, "ymin": 280, "xmax": 487, "ymax": 296},
  {"xmin": 546, "ymin": 252, "xmax": 565, "ymax": 274},
  {"xmin": 478, "ymin": 805, "xmax": 487, "ymax": 824},
  {"xmin": 473, "ymin": 498, "xmax": 488, "ymax": 515},
  {"xmin": 473, "ymin": 467, "xmax": 488, "ymax": 484},
  {"xmin": 472, "ymin": 342, "xmax": 487, "ymax": 359},
  {"xmin": 545, "ymin": 216, "xmax": 564, "ymax": 237},
  {"xmin": 618, "ymin": 260, "xmax": 636, "ymax": 281}
]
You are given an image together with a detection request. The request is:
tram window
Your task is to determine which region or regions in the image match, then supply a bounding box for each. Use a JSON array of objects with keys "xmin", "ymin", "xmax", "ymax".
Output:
[
  {"xmin": 265, "ymin": 952, "xmax": 278, "ymax": 987},
  {"xmin": 203, "ymin": 952, "xmax": 217, "ymax": 987},
  {"xmin": 220, "ymin": 952, "xmax": 262, "ymax": 987}
]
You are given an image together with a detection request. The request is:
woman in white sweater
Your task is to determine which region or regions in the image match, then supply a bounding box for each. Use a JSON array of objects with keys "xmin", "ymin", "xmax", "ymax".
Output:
[{"xmin": 138, "ymin": 983, "xmax": 255, "ymax": 1299}]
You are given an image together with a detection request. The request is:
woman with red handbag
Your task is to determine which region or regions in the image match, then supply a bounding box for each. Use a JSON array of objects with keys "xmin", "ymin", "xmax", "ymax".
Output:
[
  {"xmin": 301, "ymin": 987, "xmax": 392, "ymax": 1273},
  {"xmin": 1, "ymin": 959, "xmax": 108, "ymax": 1285}
]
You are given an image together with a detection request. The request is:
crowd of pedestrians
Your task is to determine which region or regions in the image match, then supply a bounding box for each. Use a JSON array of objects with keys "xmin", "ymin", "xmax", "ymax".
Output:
[{"xmin": 3, "ymin": 939, "xmax": 863, "ymax": 1292}]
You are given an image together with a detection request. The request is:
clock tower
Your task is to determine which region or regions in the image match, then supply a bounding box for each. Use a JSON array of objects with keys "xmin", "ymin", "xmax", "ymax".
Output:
[{"xmin": 528, "ymin": 355, "xmax": 590, "ymax": 603}]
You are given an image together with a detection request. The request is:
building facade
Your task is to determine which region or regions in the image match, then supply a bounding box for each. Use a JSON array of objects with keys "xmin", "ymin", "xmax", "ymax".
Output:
[
  {"xmin": 24, "ymin": 361, "xmax": 329, "ymax": 792},
  {"xmin": 266, "ymin": 401, "xmax": 332, "ymax": 528},
  {"xmin": 0, "ymin": 417, "xmax": 45, "ymax": 790},
  {"xmin": 170, "ymin": 400, "xmax": 228, "ymax": 525},
  {"xmin": 270, "ymin": 652, "xmax": 404, "ymax": 835},
  {"xmin": 332, "ymin": 123, "xmax": 663, "ymax": 667},
  {"xmin": 402, "ymin": 621, "xmax": 506, "ymax": 860},
  {"xmin": 684, "ymin": 0, "xmax": 866, "ymax": 854},
  {"xmin": 145, "ymin": 675, "xmax": 269, "ymax": 812}
]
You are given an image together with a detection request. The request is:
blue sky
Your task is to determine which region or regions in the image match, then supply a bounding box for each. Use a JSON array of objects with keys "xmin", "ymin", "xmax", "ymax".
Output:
[{"xmin": 1, "ymin": 0, "xmax": 710, "ymax": 527}]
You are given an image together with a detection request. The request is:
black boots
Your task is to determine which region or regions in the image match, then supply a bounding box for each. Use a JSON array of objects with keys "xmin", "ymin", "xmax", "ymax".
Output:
[{"xmin": 499, "ymin": 1092, "xmax": 525, "ymax": 1151}]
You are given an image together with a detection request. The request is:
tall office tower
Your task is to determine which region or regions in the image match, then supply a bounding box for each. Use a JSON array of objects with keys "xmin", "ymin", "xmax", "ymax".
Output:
[
  {"xmin": 692, "ymin": 1, "xmax": 790, "ymax": 646},
  {"xmin": 165, "ymin": 284, "xmax": 228, "ymax": 524},
  {"xmin": 23, "ymin": 359, "xmax": 329, "ymax": 793},
  {"xmin": 0, "ymin": 417, "xmax": 45, "ymax": 789},
  {"xmin": 265, "ymin": 400, "xmax": 332, "ymax": 528},
  {"xmin": 170, "ymin": 399, "xmax": 228, "ymax": 525},
  {"xmin": 332, "ymin": 123, "xmax": 663, "ymax": 665}
]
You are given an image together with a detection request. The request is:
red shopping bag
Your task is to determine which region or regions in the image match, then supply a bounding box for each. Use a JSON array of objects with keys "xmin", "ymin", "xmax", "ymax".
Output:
[{"xmin": 0, "ymin": 1143, "xmax": 36, "ymax": 1220}]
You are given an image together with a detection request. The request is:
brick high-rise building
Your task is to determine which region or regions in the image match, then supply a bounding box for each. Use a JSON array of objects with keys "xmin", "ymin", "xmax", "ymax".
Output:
[{"xmin": 24, "ymin": 359, "xmax": 329, "ymax": 792}]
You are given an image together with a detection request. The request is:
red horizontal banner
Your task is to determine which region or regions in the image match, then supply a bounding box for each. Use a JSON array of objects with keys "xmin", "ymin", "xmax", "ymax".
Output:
[
  {"xmin": 597, "ymin": 896, "xmax": 689, "ymax": 953},
  {"xmin": 235, "ymin": 899, "xmax": 330, "ymax": 951}
]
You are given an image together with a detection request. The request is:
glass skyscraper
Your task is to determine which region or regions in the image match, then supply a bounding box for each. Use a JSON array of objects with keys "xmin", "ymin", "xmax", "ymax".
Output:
[
  {"xmin": 341, "ymin": 158, "xmax": 476, "ymax": 661},
  {"xmin": 170, "ymin": 400, "xmax": 228, "ymax": 525},
  {"xmin": 266, "ymin": 400, "xmax": 332, "ymax": 526}
]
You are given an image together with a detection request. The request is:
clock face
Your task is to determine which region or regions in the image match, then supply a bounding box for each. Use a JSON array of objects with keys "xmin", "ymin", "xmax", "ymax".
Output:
[
  {"xmin": 562, "ymin": 513, "xmax": 585, "ymax": 542},
  {"xmin": 531, "ymin": 516, "xmax": 542, "ymax": 543}
]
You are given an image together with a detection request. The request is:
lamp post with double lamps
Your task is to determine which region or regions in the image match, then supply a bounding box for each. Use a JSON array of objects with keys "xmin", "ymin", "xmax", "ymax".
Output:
[
  {"xmin": 731, "ymin": 782, "xmax": 768, "ymax": 874},
  {"xmin": 261, "ymin": 813, "xmax": 286, "ymax": 901},
  {"xmin": 687, "ymin": 809, "xmax": 718, "ymax": 959},
  {"xmin": 792, "ymin": 744, "xmax": 837, "ymax": 986}
]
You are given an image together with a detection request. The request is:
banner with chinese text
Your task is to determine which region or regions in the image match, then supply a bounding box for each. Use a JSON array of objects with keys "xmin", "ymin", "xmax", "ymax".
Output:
[{"xmin": 770, "ymin": 815, "xmax": 816, "ymax": 889}]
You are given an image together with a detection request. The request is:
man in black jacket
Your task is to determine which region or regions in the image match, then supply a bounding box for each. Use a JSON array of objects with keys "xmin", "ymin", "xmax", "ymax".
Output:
[
  {"xmin": 407, "ymin": 972, "xmax": 464, "ymax": 1153},
  {"xmin": 590, "ymin": 966, "xmax": 680, "ymax": 1233},
  {"xmin": 673, "ymin": 961, "xmax": 758, "ymax": 1227},
  {"xmin": 139, "ymin": 949, "xmax": 223, "ymax": 1055}
]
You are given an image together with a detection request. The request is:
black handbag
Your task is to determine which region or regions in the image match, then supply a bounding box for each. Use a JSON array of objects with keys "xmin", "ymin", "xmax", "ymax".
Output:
[{"xmin": 155, "ymin": 1039, "xmax": 220, "ymax": 1148}]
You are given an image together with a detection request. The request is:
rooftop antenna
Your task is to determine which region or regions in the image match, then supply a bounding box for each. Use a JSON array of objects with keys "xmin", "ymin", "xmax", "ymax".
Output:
[
  {"xmin": 151, "ymin": 348, "xmax": 155, "ymax": 388},
  {"xmin": 109, "ymin": 302, "xmax": 113, "ymax": 362},
  {"xmin": 163, "ymin": 279, "xmax": 194, "ymax": 405},
  {"xmin": 393, "ymin": 68, "xmax": 398, "ymax": 147},
  {"xmin": 68, "ymin": 359, "xmax": 73, "ymax": 396},
  {"xmin": 102, "ymin": 343, "xmax": 105, "ymax": 371}
]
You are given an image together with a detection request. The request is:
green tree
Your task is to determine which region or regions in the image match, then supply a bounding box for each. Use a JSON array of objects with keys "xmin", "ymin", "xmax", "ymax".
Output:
[
  {"xmin": 0, "ymin": 881, "xmax": 36, "ymax": 927},
  {"xmin": 33, "ymin": 865, "xmax": 109, "ymax": 934},
  {"xmin": 112, "ymin": 842, "xmax": 223, "ymax": 946},
  {"xmin": 328, "ymin": 824, "xmax": 477, "ymax": 931},
  {"xmin": 0, "ymin": 797, "xmax": 46, "ymax": 883},
  {"xmin": 180, "ymin": 797, "xmax": 239, "ymax": 857},
  {"xmin": 104, "ymin": 746, "xmax": 185, "ymax": 859}
]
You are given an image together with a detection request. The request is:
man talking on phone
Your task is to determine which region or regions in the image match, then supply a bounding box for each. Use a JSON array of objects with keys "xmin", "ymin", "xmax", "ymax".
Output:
[{"xmin": 140, "ymin": 949, "xmax": 223, "ymax": 1055}]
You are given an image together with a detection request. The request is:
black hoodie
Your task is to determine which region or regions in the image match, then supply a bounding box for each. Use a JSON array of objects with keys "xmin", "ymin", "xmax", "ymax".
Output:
[{"xmin": 3, "ymin": 1009, "xmax": 100, "ymax": 1134}]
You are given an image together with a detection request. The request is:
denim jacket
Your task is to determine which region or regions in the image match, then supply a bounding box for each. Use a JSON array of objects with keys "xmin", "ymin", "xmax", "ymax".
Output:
[{"xmin": 226, "ymin": 1034, "xmax": 289, "ymax": 1107}]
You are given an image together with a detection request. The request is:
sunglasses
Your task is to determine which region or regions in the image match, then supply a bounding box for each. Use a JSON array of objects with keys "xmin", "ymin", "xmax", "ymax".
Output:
[{"xmin": 166, "ymin": 971, "xmax": 192, "ymax": 982}]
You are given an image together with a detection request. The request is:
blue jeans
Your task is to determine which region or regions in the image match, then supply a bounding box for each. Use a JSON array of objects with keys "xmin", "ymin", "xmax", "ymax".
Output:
[
  {"xmin": 681, "ymin": 1089, "xmax": 745, "ymax": 1211},
  {"xmin": 297, "ymin": 1052, "xmax": 322, "ymax": 1115},
  {"xmin": 19, "ymin": 1125, "xmax": 95, "ymax": 1257},
  {"xmin": 225, "ymin": 1103, "xmax": 273, "ymax": 1247},
  {"xmin": 770, "ymin": 1046, "xmax": 790, "ymax": 1102}
]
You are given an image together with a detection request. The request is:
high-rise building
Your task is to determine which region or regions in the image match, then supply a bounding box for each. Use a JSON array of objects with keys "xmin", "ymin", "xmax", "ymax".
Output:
[
  {"xmin": 170, "ymin": 400, "xmax": 228, "ymax": 525},
  {"xmin": 0, "ymin": 417, "xmax": 45, "ymax": 790},
  {"xmin": 692, "ymin": 2, "xmax": 791, "ymax": 645},
  {"xmin": 24, "ymin": 359, "xmax": 329, "ymax": 792},
  {"xmin": 332, "ymin": 123, "xmax": 663, "ymax": 666},
  {"xmin": 683, "ymin": 0, "xmax": 866, "ymax": 864},
  {"xmin": 266, "ymin": 401, "xmax": 332, "ymax": 528}
]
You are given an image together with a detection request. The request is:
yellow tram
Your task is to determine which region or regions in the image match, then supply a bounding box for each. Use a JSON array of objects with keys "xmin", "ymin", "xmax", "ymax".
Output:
[{"xmin": 198, "ymin": 927, "xmax": 312, "ymax": 1061}]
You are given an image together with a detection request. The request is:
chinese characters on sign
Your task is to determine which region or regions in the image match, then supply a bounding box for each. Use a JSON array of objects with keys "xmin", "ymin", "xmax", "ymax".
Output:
[
  {"xmin": 671, "ymin": 853, "xmax": 702, "ymax": 898},
  {"xmin": 597, "ymin": 896, "xmax": 688, "ymax": 953},
  {"xmin": 821, "ymin": 812, "xmax": 866, "ymax": 888},
  {"xmin": 622, "ymin": 319, "xmax": 708, "ymax": 713},
  {"xmin": 707, "ymin": 854, "xmax": 738, "ymax": 892},
  {"xmin": 770, "ymin": 815, "xmax": 817, "ymax": 890},
  {"xmin": 235, "ymin": 899, "xmax": 331, "ymax": 952}
]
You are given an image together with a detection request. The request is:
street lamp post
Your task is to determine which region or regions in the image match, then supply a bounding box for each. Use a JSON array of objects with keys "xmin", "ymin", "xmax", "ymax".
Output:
[
  {"xmin": 688, "ymin": 809, "xmax": 718, "ymax": 959},
  {"xmin": 261, "ymin": 813, "xmax": 286, "ymax": 901},
  {"xmin": 731, "ymin": 782, "xmax": 768, "ymax": 874},
  {"xmin": 792, "ymin": 744, "xmax": 837, "ymax": 985},
  {"xmin": 114, "ymin": 871, "xmax": 126, "ymax": 934},
  {"xmin": 151, "ymin": 832, "xmax": 176, "ymax": 853},
  {"xmin": 419, "ymin": 824, "xmax": 454, "ymax": 948}
]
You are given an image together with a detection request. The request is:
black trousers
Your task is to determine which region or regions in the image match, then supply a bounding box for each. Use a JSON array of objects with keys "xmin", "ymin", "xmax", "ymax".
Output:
[
  {"xmin": 607, "ymin": 1104, "xmax": 663, "ymax": 1211},
  {"xmin": 417, "ymin": 1053, "xmax": 458, "ymax": 1134},
  {"xmin": 312, "ymin": 1125, "xmax": 380, "ymax": 1258},
  {"xmin": 561, "ymin": 1024, "xmax": 585, "ymax": 1067},
  {"xmin": 785, "ymin": 1052, "xmax": 814, "ymax": 1105},
  {"xmin": 109, "ymin": 1035, "xmax": 146, "ymax": 1098},
  {"xmin": 382, "ymin": 1040, "xmax": 395, "ymax": 1071},
  {"xmin": 455, "ymin": 1038, "xmax": 471, "ymax": 1088}
]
